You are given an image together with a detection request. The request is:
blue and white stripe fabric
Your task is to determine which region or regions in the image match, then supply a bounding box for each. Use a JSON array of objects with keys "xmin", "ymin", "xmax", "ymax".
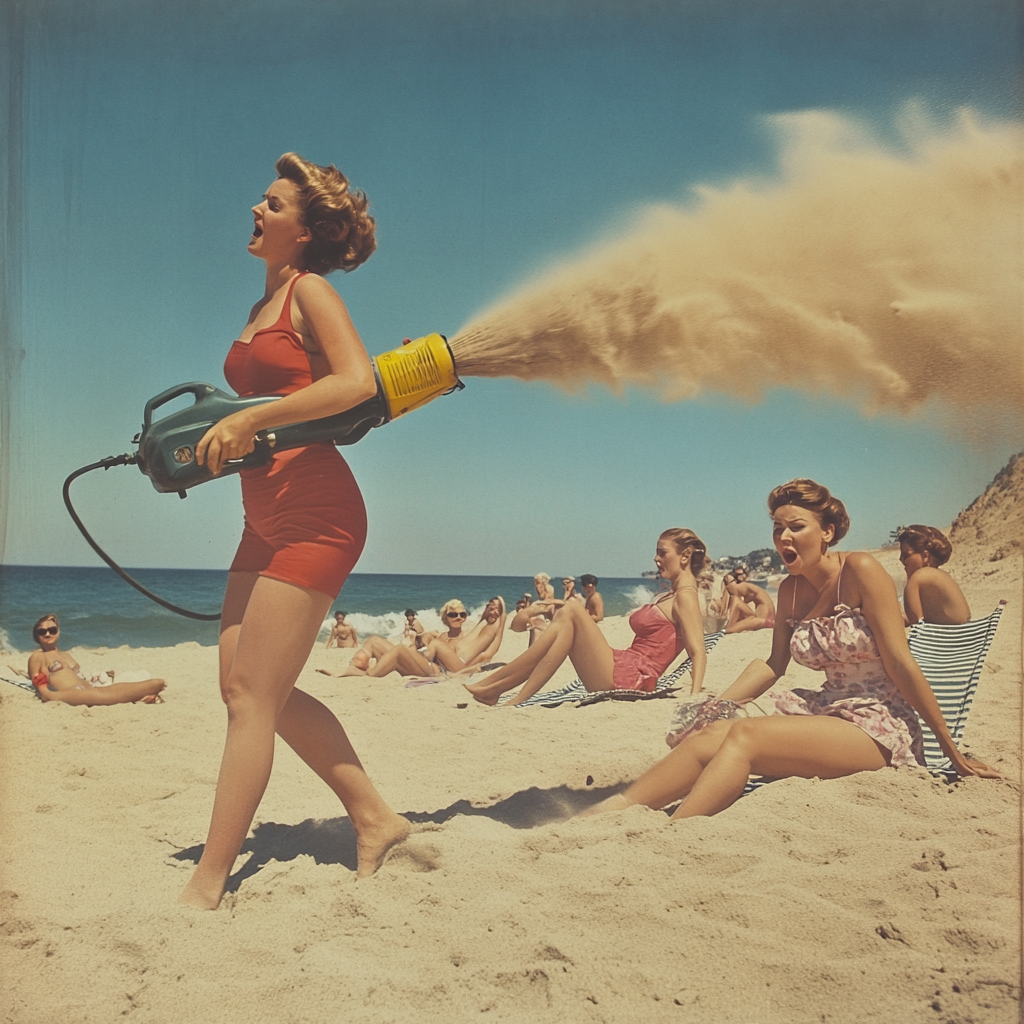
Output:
[{"xmin": 906, "ymin": 602, "xmax": 1005, "ymax": 778}]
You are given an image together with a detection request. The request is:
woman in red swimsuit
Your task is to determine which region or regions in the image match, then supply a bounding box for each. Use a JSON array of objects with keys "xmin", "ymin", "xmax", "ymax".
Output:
[
  {"xmin": 179, "ymin": 154, "xmax": 408, "ymax": 910},
  {"xmin": 465, "ymin": 529, "xmax": 708, "ymax": 706}
]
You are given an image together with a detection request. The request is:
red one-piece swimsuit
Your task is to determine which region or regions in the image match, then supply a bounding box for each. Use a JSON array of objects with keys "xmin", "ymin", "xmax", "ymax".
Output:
[{"xmin": 223, "ymin": 272, "xmax": 367, "ymax": 599}]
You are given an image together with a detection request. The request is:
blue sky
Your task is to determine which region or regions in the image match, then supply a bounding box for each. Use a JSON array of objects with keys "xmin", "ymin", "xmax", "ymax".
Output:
[{"xmin": 3, "ymin": 0, "xmax": 1021, "ymax": 578}]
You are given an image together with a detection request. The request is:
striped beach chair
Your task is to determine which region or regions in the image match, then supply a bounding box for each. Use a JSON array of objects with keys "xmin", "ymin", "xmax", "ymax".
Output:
[
  {"xmin": 500, "ymin": 630, "xmax": 726, "ymax": 708},
  {"xmin": 907, "ymin": 601, "xmax": 1005, "ymax": 778},
  {"xmin": 743, "ymin": 602, "xmax": 1006, "ymax": 793}
]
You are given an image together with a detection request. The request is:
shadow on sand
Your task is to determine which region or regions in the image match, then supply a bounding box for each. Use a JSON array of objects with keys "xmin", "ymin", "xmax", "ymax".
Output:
[{"xmin": 171, "ymin": 782, "xmax": 628, "ymax": 892}]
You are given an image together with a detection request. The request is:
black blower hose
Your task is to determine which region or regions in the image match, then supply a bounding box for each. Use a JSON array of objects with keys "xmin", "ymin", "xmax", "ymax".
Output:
[{"xmin": 62, "ymin": 456, "xmax": 221, "ymax": 621}]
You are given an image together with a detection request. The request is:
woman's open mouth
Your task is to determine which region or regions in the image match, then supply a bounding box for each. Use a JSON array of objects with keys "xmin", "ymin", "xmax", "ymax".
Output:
[
  {"xmin": 781, "ymin": 549, "xmax": 797, "ymax": 565},
  {"xmin": 250, "ymin": 224, "xmax": 263, "ymax": 240}
]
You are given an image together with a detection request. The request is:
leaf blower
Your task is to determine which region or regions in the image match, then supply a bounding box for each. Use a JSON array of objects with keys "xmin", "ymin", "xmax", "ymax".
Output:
[{"xmin": 63, "ymin": 334, "xmax": 463, "ymax": 619}]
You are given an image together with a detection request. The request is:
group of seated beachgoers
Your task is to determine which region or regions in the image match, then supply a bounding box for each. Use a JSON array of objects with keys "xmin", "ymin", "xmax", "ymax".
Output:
[
  {"xmin": 463, "ymin": 479, "xmax": 999, "ymax": 817},
  {"xmin": 514, "ymin": 572, "xmax": 605, "ymax": 645},
  {"xmin": 318, "ymin": 597, "xmax": 509, "ymax": 680},
  {"xmin": 317, "ymin": 573, "xmax": 606, "ymax": 682}
]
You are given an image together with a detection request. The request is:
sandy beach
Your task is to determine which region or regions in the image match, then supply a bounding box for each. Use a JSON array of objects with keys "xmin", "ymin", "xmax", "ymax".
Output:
[{"xmin": 1, "ymin": 536, "xmax": 1020, "ymax": 1023}]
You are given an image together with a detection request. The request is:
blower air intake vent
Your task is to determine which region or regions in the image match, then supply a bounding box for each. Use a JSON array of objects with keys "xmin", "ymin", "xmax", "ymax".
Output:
[
  {"xmin": 379, "ymin": 345, "xmax": 441, "ymax": 398},
  {"xmin": 375, "ymin": 333, "xmax": 461, "ymax": 420}
]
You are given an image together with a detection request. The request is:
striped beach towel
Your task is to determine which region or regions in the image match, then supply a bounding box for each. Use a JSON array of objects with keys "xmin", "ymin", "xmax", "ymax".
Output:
[
  {"xmin": 500, "ymin": 631, "xmax": 726, "ymax": 708},
  {"xmin": 744, "ymin": 602, "xmax": 1005, "ymax": 793}
]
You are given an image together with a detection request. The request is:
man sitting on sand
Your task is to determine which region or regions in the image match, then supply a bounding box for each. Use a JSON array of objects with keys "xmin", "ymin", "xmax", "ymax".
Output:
[
  {"xmin": 723, "ymin": 566, "xmax": 776, "ymax": 633},
  {"xmin": 401, "ymin": 608, "xmax": 434, "ymax": 649},
  {"xmin": 320, "ymin": 598, "xmax": 507, "ymax": 679},
  {"xmin": 324, "ymin": 610, "xmax": 359, "ymax": 649},
  {"xmin": 26, "ymin": 614, "xmax": 167, "ymax": 706},
  {"xmin": 579, "ymin": 574, "xmax": 604, "ymax": 622},
  {"xmin": 898, "ymin": 525, "xmax": 971, "ymax": 625}
]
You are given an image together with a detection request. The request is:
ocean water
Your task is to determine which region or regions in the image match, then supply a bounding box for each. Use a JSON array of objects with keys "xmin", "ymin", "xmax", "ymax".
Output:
[{"xmin": 0, "ymin": 565, "xmax": 660, "ymax": 652}]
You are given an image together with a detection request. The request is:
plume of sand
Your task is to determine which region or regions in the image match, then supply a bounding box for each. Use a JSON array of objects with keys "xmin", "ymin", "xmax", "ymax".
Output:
[{"xmin": 450, "ymin": 107, "xmax": 1023, "ymax": 420}]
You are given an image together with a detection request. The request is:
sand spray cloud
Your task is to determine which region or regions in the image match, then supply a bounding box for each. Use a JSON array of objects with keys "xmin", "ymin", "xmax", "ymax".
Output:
[{"xmin": 450, "ymin": 107, "xmax": 1023, "ymax": 421}]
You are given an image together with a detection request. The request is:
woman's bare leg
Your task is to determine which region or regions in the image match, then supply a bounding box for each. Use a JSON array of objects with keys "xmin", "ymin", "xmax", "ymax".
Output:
[
  {"xmin": 365, "ymin": 644, "xmax": 435, "ymax": 678},
  {"xmin": 724, "ymin": 615, "xmax": 770, "ymax": 634},
  {"xmin": 670, "ymin": 715, "xmax": 889, "ymax": 818},
  {"xmin": 275, "ymin": 688, "xmax": 408, "ymax": 876},
  {"xmin": 180, "ymin": 574, "xmax": 337, "ymax": 909},
  {"xmin": 583, "ymin": 716, "xmax": 889, "ymax": 819},
  {"xmin": 43, "ymin": 679, "xmax": 167, "ymax": 706},
  {"xmin": 580, "ymin": 720, "xmax": 735, "ymax": 816},
  {"xmin": 466, "ymin": 603, "xmax": 612, "ymax": 705}
]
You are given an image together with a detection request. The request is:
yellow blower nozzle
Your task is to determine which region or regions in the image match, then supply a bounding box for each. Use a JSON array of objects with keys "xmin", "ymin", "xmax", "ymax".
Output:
[{"xmin": 374, "ymin": 333, "xmax": 462, "ymax": 420}]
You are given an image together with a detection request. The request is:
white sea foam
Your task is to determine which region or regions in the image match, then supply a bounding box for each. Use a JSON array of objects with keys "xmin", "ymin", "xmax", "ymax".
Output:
[{"xmin": 621, "ymin": 584, "xmax": 658, "ymax": 611}]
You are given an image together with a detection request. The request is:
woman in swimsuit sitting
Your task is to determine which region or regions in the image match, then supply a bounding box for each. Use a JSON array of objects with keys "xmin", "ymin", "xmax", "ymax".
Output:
[
  {"xmin": 323, "ymin": 598, "xmax": 507, "ymax": 679},
  {"xmin": 465, "ymin": 529, "xmax": 708, "ymax": 706},
  {"xmin": 583, "ymin": 480, "xmax": 1000, "ymax": 821},
  {"xmin": 26, "ymin": 614, "xmax": 167, "ymax": 706},
  {"xmin": 898, "ymin": 525, "xmax": 971, "ymax": 626}
]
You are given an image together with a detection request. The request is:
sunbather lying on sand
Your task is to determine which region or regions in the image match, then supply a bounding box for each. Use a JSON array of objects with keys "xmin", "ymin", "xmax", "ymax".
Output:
[{"xmin": 26, "ymin": 615, "xmax": 166, "ymax": 705}]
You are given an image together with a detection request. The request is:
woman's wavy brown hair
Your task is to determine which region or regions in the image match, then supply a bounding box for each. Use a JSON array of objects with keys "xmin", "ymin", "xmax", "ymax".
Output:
[
  {"xmin": 767, "ymin": 479, "xmax": 850, "ymax": 546},
  {"xmin": 660, "ymin": 528, "xmax": 709, "ymax": 575},
  {"xmin": 897, "ymin": 524, "xmax": 953, "ymax": 566},
  {"xmin": 275, "ymin": 152, "xmax": 376, "ymax": 274}
]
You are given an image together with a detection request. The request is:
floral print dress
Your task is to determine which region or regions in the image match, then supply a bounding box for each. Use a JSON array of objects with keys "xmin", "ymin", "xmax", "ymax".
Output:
[{"xmin": 771, "ymin": 604, "xmax": 925, "ymax": 768}]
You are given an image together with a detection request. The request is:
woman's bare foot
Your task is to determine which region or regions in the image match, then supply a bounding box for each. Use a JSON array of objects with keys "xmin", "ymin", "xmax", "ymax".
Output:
[
  {"xmin": 463, "ymin": 682, "xmax": 503, "ymax": 706},
  {"xmin": 178, "ymin": 879, "xmax": 223, "ymax": 910},
  {"xmin": 356, "ymin": 812, "xmax": 411, "ymax": 878},
  {"xmin": 576, "ymin": 793, "xmax": 633, "ymax": 818}
]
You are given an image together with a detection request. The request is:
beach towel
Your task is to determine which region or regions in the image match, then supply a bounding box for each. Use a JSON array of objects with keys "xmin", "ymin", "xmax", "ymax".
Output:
[
  {"xmin": 499, "ymin": 631, "xmax": 726, "ymax": 708},
  {"xmin": 743, "ymin": 602, "xmax": 1006, "ymax": 793}
]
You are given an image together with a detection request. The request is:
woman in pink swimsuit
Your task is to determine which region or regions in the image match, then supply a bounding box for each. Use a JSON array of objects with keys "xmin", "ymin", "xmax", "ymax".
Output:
[
  {"xmin": 178, "ymin": 154, "xmax": 408, "ymax": 910},
  {"xmin": 465, "ymin": 529, "xmax": 708, "ymax": 706},
  {"xmin": 583, "ymin": 479, "xmax": 1000, "ymax": 820}
]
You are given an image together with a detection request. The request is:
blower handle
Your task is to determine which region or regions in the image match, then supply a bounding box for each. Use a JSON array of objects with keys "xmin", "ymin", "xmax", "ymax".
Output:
[{"xmin": 143, "ymin": 382, "xmax": 219, "ymax": 430}]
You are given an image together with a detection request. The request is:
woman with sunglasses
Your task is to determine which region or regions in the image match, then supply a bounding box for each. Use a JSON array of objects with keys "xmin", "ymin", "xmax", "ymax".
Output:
[
  {"xmin": 178, "ymin": 154, "xmax": 409, "ymax": 910},
  {"xmin": 26, "ymin": 614, "xmax": 167, "ymax": 705}
]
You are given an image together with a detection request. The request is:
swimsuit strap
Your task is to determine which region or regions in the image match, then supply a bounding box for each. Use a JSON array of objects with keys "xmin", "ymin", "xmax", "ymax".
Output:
[
  {"xmin": 835, "ymin": 554, "xmax": 846, "ymax": 608},
  {"xmin": 274, "ymin": 271, "xmax": 308, "ymax": 331}
]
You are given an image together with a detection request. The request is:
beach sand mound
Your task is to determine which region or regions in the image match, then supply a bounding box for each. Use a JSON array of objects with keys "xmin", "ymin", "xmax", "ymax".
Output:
[{"xmin": 1, "ymin": 537, "xmax": 1020, "ymax": 1022}]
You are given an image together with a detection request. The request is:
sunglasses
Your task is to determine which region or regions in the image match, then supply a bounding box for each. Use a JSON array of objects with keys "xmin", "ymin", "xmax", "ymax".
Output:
[
  {"xmin": 446, "ymin": 610, "xmax": 468, "ymax": 619},
  {"xmin": 35, "ymin": 626, "xmax": 59, "ymax": 637}
]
